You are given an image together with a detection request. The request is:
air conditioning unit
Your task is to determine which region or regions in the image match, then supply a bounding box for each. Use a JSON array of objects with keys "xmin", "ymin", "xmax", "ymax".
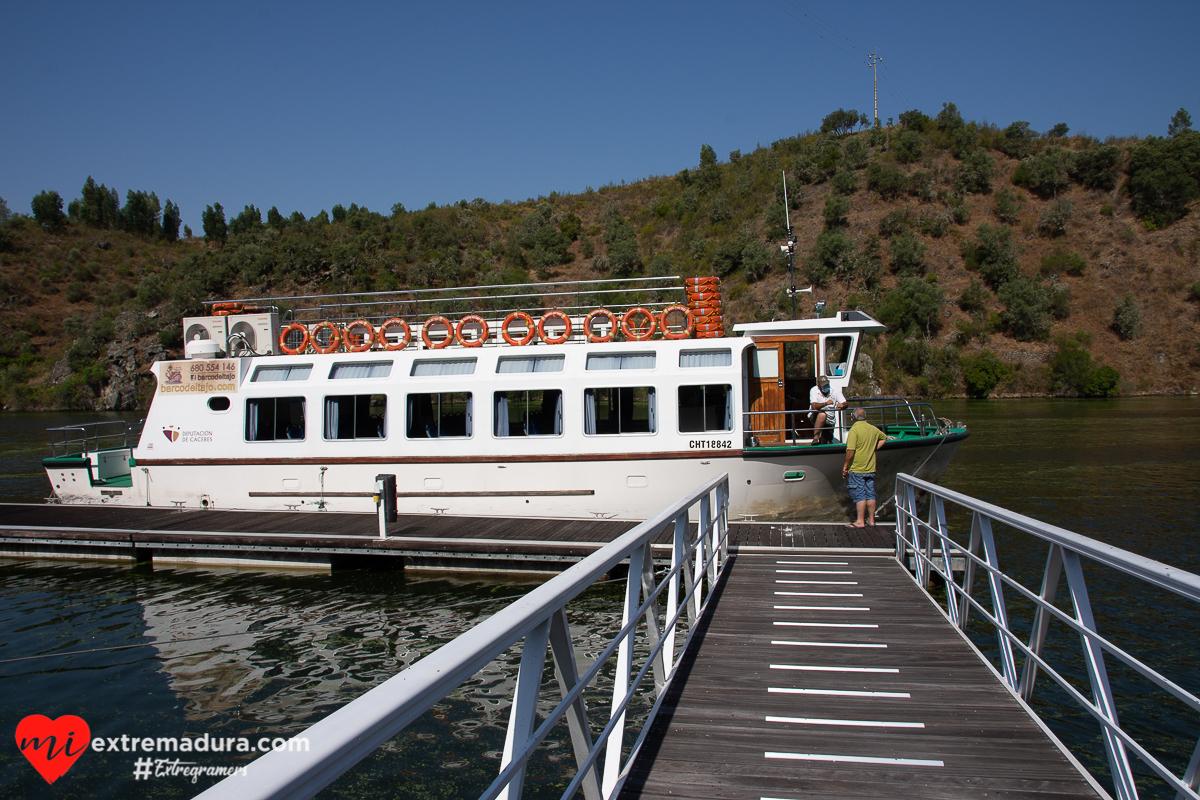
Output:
[
  {"xmin": 225, "ymin": 312, "xmax": 281, "ymax": 356},
  {"xmin": 183, "ymin": 316, "xmax": 228, "ymax": 349}
]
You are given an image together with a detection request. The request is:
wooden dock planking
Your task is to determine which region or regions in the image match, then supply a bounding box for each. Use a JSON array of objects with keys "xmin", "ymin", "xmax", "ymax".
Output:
[{"xmin": 619, "ymin": 554, "xmax": 1103, "ymax": 800}]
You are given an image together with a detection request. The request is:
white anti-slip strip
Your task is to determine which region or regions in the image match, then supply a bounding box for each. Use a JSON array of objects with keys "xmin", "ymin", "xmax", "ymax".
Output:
[
  {"xmin": 771, "ymin": 664, "xmax": 898, "ymax": 673},
  {"xmin": 770, "ymin": 687, "xmax": 910, "ymax": 697},
  {"xmin": 776, "ymin": 561, "xmax": 848, "ymax": 565},
  {"xmin": 774, "ymin": 621, "xmax": 878, "ymax": 628},
  {"xmin": 766, "ymin": 752, "xmax": 944, "ymax": 768},
  {"xmin": 774, "ymin": 591, "xmax": 863, "ymax": 597},
  {"xmin": 776, "ymin": 570, "xmax": 853, "ymax": 574},
  {"xmin": 776, "ymin": 580, "xmax": 858, "ymax": 585},
  {"xmin": 772, "ymin": 640, "xmax": 886, "ymax": 648},
  {"xmin": 766, "ymin": 715, "xmax": 923, "ymax": 728},
  {"xmin": 774, "ymin": 605, "xmax": 869, "ymax": 611}
]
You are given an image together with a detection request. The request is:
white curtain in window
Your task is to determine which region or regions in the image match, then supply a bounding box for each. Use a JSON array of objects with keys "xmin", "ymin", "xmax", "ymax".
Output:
[
  {"xmin": 723, "ymin": 387, "xmax": 732, "ymax": 430},
  {"xmin": 254, "ymin": 365, "xmax": 313, "ymax": 382},
  {"xmin": 326, "ymin": 399, "xmax": 338, "ymax": 438},
  {"xmin": 497, "ymin": 356, "xmax": 564, "ymax": 373},
  {"xmin": 584, "ymin": 391, "xmax": 597, "ymax": 434},
  {"xmin": 494, "ymin": 394, "xmax": 509, "ymax": 436},
  {"xmin": 586, "ymin": 353, "xmax": 655, "ymax": 370},
  {"xmin": 465, "ymin": 395, "xmax": 473, "ymax": 436},
  {"xmin": 647, "ymin": 389, "xmax": 657, "ymax": 433},
  {"xmin": 412, "ymin": 359, "xmax": 476, "ymax": 376},
  {"xmin": 246, "ymin": 401, "xmax": 259, "ymax": 439},
  {"xmin": 330, "ymin": 362, "xmax": 392, "ymax": 380},
  {"xmin": 679, "ymin": 349, "xmax": 732, "ymax": 368},
  {"xmin": 553, "ymin": 392, "xmax": 563, "ymax": 435}
]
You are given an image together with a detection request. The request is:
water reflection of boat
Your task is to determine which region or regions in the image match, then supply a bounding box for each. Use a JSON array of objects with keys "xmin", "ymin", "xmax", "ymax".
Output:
[{"xmin": 44, "ymin": 279, "xmax": 966, "ymax": 520}]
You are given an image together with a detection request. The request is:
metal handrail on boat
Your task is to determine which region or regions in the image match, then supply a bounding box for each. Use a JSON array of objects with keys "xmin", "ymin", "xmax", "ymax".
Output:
[
  {"xmin": 895, "ymin": 473, "xmax": 1200, "ymax": 800},
  {"xmin": 195, "ymin": 474, "xmax": 732, "ymax": 800},
  {"xmin": 742, "ymin": 398, "xmax": 949, "ymax": 447},
  {"xmin": 46, "ymin": 419, "xmax": 142, "ymax": 459}
]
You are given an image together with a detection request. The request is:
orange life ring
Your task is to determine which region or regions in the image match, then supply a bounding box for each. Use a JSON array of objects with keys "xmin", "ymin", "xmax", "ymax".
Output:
[
  {"xmin": 344, "ymin": 319, "xmax": 375, "ymax": 352},
  {"xmin": 684, "ymin": 275, "xmax": 719, "ymax": 286},
  {"xmin": 659, "ymin": 305, "xmax": 695, "ymax": 340},
  {"xmin": 378, "ymin": 318, "xmax": 411, "ymax": 350},
  {"xmin": 421, "ymin": 316, "xmax": 455, "ymax": 349},
  {"xmin": 538, "ymin": 310, "xmax": 573, "ymax": 345},
  {"xmin": 501, "ymin": 312, "xmax": 536, "ymax": 346},
  {"xmin": 212, "ymin": 302, "xmax": 244, "ymax": 313},
  {"xmin": 278, "ymin": 323, "xmax": 310, "ymax": 355},
  {"xmin": 584, "ymin": 308, "xmax": 618, "ymax": 343},
  {"xmin": 621, "ymin": 307, "xmax": 657, "ymax": 341},
  {"xmin": 310, "ymin": 321, "xmax": 342, "ymax": 354},
  {"xmin": 687, "ymin": 291, "xmax": 722, "ymax": 303},
  {"xmin": 455, "ymin": 314, "xmax": 490, "ymax": 347}
]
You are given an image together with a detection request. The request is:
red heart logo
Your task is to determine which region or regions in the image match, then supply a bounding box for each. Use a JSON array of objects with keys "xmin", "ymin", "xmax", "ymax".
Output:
[{"xmin": 15, "ymin": 715, "xmax": 91, "ymax": 784}]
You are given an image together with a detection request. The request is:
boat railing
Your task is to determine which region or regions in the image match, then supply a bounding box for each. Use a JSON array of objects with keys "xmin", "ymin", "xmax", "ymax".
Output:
[
  {"xmin": 208, "ymin": 276, "xmax": 688, "ymax": 327},
  {"xmin": 741, "ymin": 399, "xmax": 949, "ymax": 447},
  {"xmin": 46, "ymin": 419, "xmax": 142, "ymax": 459},
  {"xmin": 895, "ymin": 473, "xmax": 1200, "ymax": 800},
  {"xmin": 195, "ymin": 474, "xmax": 732, "ymax": 800}
]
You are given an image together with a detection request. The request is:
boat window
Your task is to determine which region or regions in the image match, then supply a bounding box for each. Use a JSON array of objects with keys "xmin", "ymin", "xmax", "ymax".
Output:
[
  {"xmin": 825, "ymin": 336, "xmax": 852, "ymax": 378},
  {"xmin": 586, "ymin": 353, "xmax": 655, "ymax": 370},
  {"xmin": 497, "ymin": 355, "xmax": 565, "ymax": 373},
  {"xmin": 252, "ymin": 364, "xmax": 313, "ymax": 382},
  {"xmin": 245, "ymin": 397, "xmax": 306, "ymax": 441},
  {"xmin": 494, "ymin": 390, "xmax": 563, "ymax": 436},
  {"xmin": 678, "ymin": 385, "xmax": 732, "ymax": 433},
  {"xmin": 324, "ymin": 395, "xmax": 386, "ymax": 440},
  {"xmin": 679, "ymin": 349, "xmax": 732, "ymax": 368},
  {"xmin": 207, "ymin": 396, "xmax": 231, "ymax": 412},
  {"xmin": 584, "ymin": 387, "xmax": 656, "ymax": 435},
  {"xmin": 411, "ymin": 358, "xmax": 477, "ymax": 377},
  {"xmin": 406, "ymin": 392, "xmax": 472, "ymax": 438},
  {"xmin": 330, "ymin": 362, "xmax": 392, "ymax": 380}
]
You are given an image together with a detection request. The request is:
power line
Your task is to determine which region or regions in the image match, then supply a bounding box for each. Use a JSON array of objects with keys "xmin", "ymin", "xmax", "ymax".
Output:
[{"xmin": 783, "ymin": 0, "xmax": 871, "ymax": 56}]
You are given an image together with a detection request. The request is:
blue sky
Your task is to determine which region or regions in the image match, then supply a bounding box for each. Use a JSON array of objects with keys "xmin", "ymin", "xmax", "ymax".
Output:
[{"xmin": 2, "ymin": 1, "xmax": 1197, "ymax": 232}]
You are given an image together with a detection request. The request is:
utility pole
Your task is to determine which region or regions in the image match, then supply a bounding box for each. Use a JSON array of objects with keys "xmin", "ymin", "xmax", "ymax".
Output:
[{"xmin": 867, "ymin": 52, "xmax": 881, "ymax": 125}]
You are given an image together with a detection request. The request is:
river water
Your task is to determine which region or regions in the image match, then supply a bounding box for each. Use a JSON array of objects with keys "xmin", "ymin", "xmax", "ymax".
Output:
[{"xmin": 1, "ymin": 398, "xmax": 1198, "ymax": 799}]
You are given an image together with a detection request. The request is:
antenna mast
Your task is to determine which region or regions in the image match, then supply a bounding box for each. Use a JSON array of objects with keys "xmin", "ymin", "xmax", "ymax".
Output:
[
  {"xmin": 781, "ymin": 170, "xmax": 796, "ymax": 320},
  {"xmin": 867, "ymin": 52, "xmax": 882, "ymax": 124}
]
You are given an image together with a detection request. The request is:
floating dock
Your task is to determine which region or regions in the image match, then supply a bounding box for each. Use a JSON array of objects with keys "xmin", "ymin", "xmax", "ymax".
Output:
[{"xmin": 0, "ymin": 504, "xmax": 892, "ymax": 570}]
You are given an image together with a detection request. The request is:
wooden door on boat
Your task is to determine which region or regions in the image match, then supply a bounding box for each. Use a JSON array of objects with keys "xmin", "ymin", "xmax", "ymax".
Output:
[{"xmin": 746, "ymin": 345, "xmax": 785, "ymax": 443}]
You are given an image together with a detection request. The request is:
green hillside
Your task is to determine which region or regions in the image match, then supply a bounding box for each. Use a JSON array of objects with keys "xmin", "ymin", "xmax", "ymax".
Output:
[{"xmin": 2, "ymin": 105, "xmax": 1199, "ymax": 410}]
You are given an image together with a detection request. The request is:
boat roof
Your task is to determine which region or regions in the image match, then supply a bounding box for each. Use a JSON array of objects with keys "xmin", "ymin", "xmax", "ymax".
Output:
[{"xmin": 732, "ymin": 311, "xmax": 887, "ymax": 337}]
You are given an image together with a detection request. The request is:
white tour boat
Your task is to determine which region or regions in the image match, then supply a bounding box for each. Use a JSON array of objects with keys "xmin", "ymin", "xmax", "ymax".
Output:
[{"xmin": 44, "ymin": 278, "xmax": 968, "ymax": 521}]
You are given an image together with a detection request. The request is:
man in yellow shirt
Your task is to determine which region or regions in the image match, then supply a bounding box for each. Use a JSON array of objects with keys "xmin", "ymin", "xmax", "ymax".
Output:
[{"xmin": 841, "ymin": 408, "xmax": 887, "ymax": 528}]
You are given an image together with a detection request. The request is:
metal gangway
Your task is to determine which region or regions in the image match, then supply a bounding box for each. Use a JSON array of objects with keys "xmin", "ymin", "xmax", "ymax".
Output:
[{"xmin": 197, "ymin": 474, "xmax": 731, "ymax": 800}]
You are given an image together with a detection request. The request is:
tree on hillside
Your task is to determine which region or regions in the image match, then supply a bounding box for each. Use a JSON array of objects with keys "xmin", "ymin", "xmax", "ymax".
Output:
[
  {"xmin": 935, "ymin": 102, "xmax": 964, "ymax": 132},
  {"xmin": 229, "ymin": 204, "xmax": 263, "ymax": 236},
  {"xmin": 1000, "ymin": 121, "xmax": 1036, "ymax": 159},
  {"xmin": 1048, "ymin": 123, "xmax": 1070, "ymax": 139},
  {"xmin": 600, "ymin": 208, "xmax": 641, "ymax": 277},
  {"xmin": 697, "ymin": 144, "xmax": 722, "ymax": 191},
  {"xmin": 73, "ymin": 177, "xmax": 121, "ymax": 229},
  {"xmin": 964, "ymin": 223, "xmax": 1019, "ymax": 288},
  {"xmin": 898, "ymin": 109, "xmax": 931, "ymax": 132},
  {"xmin": 1169, "ymin": 108, "xmax": 1193, "ymax": 137},
  {"xmin": 161, "ymin": 200, "xmax": 181, "ymax": 242},
  {"xmin": 1070, "ymin": 145, "xmax": 1121, "ymax": 191},
  {"xmin": 1127, "ymin": 131, "xmax": 1200, "ymax": 227},
  {"xmin": 998, "ymin": 278, "xmax": 1050, "ymax": 340},
  {"xmin": 876, "ymin": 277, "xmax": 943, "ymax": 336},
  {"xmin": 1015, "ymin": 146, "xmax": 1074, "ymax": 198},
  {"xmin": 0, "ymin": 196, "xmax": 11, "ymax": 223},
  {"xmin": 202, "ymin": 202, "xmax": 227, "ymax": 244},
  {"xmin": 31, "ymin": 190, "xmax": 66, "ymax": 230},
  {"xmin": 122, "ymin": 190, "xmax": 161, "ymax": 238},
  {"xmin": 267, "ymin": 206, "xmax": 286, "ymax": 230},
  {"xmin": 891, "ymin": 129, "xmax": 924, "ymax": 164},
  {"xmin": 820, "ymin": 108, "xmax": 861, "ymax": 137}
]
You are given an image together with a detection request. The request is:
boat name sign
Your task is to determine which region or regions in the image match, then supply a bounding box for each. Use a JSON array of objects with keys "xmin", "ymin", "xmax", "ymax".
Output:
[{"xmin": 159, "ymin": 360, "xmax": 239, "ymax": 394}]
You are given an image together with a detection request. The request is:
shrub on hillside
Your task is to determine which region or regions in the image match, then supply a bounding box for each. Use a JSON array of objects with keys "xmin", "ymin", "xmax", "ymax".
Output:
[
  {"xmin": 935, "ymin": 102, "xmax": 964, "ymax": 132},
  {"xmin": 907, "ymin": 171, "xmax": 935, "ymax": 201},
  {"xmin": 1112, "ymin": 293, "xmax": 1141, "ymax": 340},
  {"xmin": 1016, "ymin": 147, "xmax": 1074, "ymax": 198},
  {"xmin": 898, "ymin": 109, "xmax": 932, "ymax": 132},
  {"xmin": 876, "ymin": 277, "xmax": 944, "ymax": 336},
  {"xmin": 1000, "ymin": 121, "xmax": 1037, "ymax": 159},
  {"xmin": 844, "ymin": 137, "xmax": 869, "ymax": 169},
  {"xmin": 960, "ymin": 351, "xmax": 1012, "ymax": 398},
  {"xmin": 823, "ymin": 194, "xmax": 850, "ymax": 229},
  {"xmin": 821, "ymin": 108, "xmax": 864, "ymax": 136},
  {"xmin": 805, "ymin": 229, "xmax": 854, "ymax": 286},
  {"xmin": 958, "ymin": 278, "xmax": 990, "ymax": 313},
  {"xmin": 917, "ymin": 212, "xmax": 950, "ymax": 238},
  {"xmin": 866, "ymin": 163, "xmax": 906, "ymax": 200},
  {"xmin": 31, "ymin": 191, "xmax": 67, "ymax": 231},
  {"xmin": 888, "ymin": 231, "xmax": 927, "ymax": 276},
  {"xmin": 1051, "ymin": 335, "xmax": 1120, "ymax": 396},
  {"xmin": 1048, "ymin": 283, "xmax": 1072, "ymax": 320},
  {"xmin": 1037, "ymin": 198, "xmax": 1073, "ymax": 237},
  {"xmin": 998, "ymin": 278, "xmax": 1051, "ymax": 340},
  {"xmin": 878, "ymin": 208, "xmax": 910, "ymax": 237},
  {"xmin": 1070, "ymin": 145, "xmax": 1122, "ymax": 191},
  {"xmin": 892, "ymin": 130, "xmax": 924, "ymax": 164},
  {"xmin": 962, "ymin": 224, "xmax": 1019, "ymax": 288},
  {"xmin": 954, "ymin": 150, "xmax": 995, "ymax": 194},
  {"xmin": 831, "ymin": 170, "xmax": 858, "ymax": 196},
  {"xmin": 993, "ymin": 189, "xmax": 1021, "ymax": 224},
  {"xmin": 1040, "ymin": 251, "xmax": 1086, "ymax": 277}
]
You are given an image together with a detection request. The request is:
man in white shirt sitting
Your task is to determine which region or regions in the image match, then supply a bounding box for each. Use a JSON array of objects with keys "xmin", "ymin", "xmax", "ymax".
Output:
[{"xmin": 808, "ymin": 375, "xmax": 846, "ymax": 445}]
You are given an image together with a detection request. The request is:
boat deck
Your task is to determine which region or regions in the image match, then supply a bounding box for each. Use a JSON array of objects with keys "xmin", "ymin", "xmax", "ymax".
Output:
[
  {"xmin": 619, "ymin": 553, "xmax": 1104, "ymax": 800},
  {"xmin": 0, "ymin": 504, "xmax": 893, "ymax": 569}
]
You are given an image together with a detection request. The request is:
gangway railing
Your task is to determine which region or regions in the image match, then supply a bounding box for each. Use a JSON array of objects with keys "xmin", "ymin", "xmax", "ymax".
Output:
[
  {"xmin": 195, "ymin": 474, "xmax": 731, "ymax": 800},
  {"xmin": 46, "ymin": 419, "xmax": 142, "ymax": 458},
  {"xmin": 895, "ymin": 473, "xmax": 1200, "ymax": 800},
  {"xmin": 742, "ymin": 398, "xmax": 951, "ymax": 447}
]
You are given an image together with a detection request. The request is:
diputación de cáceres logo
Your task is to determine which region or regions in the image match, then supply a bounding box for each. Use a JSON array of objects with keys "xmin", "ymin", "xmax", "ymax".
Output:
[{"xmin": 14, "ymin": 714, "xmax": 308, "ymax": 785}]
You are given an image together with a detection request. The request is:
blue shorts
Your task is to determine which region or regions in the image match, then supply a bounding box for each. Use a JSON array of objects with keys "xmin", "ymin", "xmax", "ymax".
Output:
[{"xmin": 847, "ymin": 472, "xmax": 876, "ymax": 504}]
